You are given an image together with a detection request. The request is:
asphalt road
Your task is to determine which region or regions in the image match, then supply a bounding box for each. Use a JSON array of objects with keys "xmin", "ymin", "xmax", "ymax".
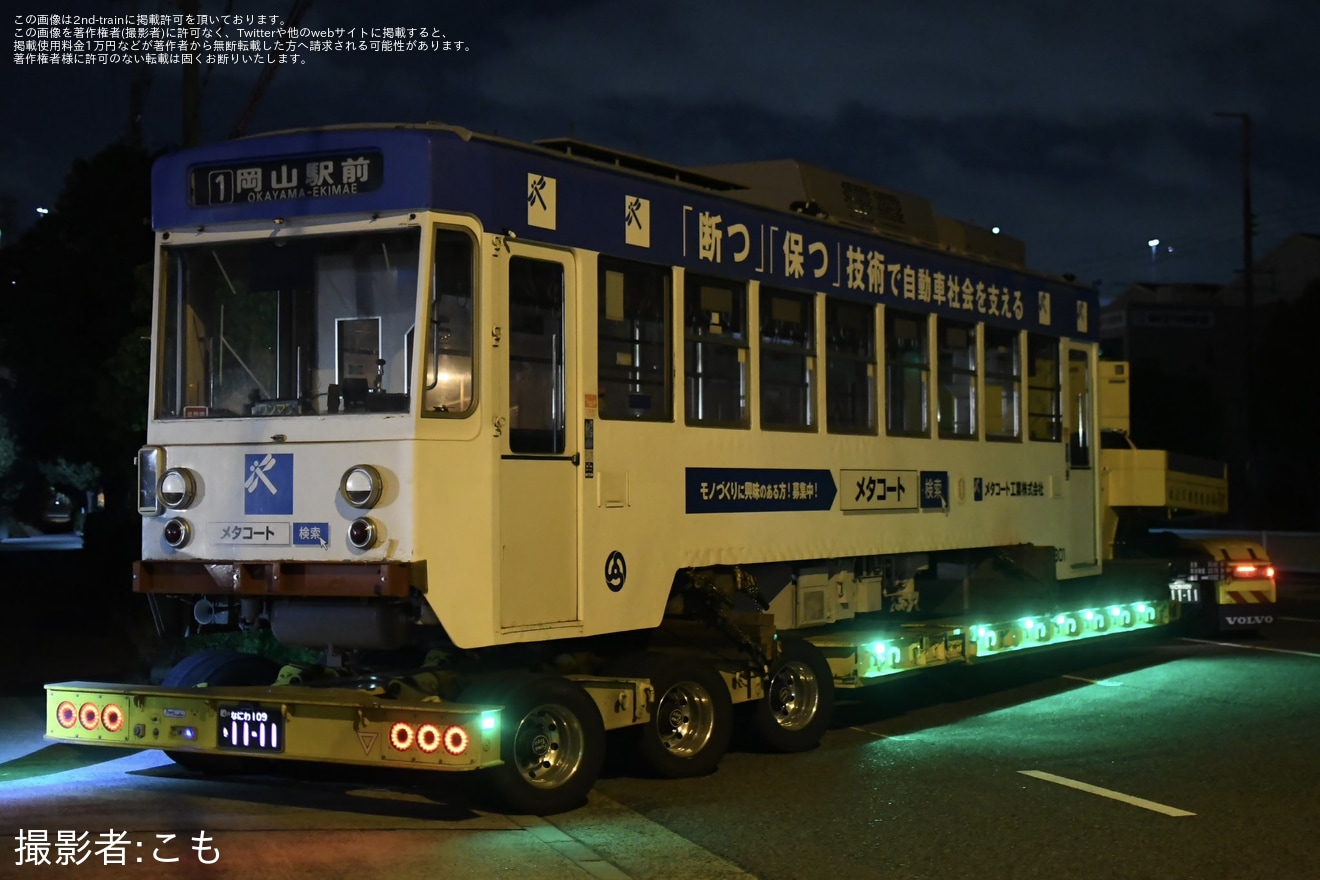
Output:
[
  {"xmin": 593, "ymin": 621, "xmax": 1320, "ymax": 879},
  {"xmin": 2, "ymin": 557, "xmax": 1319, "ymax": 879}
]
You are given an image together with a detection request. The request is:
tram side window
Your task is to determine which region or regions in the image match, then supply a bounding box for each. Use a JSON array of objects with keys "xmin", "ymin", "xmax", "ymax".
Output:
[
  {"xmin": 597, "ymin": 257, "xmax": 672, "ymax": 421},
  {"xmin": 825, "ymin": 299, "xmax": 876, "ymax": 434},
  {"xmin": 508, "ymin": 257, "xmax": 566, "ymax": 454},
  {"xmin": 760, "ymin": 286, "xmax": 816, "ymax": 431},
  {"xmin": 983, "ymin": 326, "xmax": 1022, "ymax": 440},
  {"xmin": 885, "ymin": 309, "xmax": 929, "ymax": 436},
  {"xmin": 937, "ymin": 318, "xmax": 977, "ymax": 439},
  {"xmin": 1027, "ymin": 333, "xmax": 1062, "ymax": 442},
  {"xmin": 684, "ymin": 273, "xmax": 748, "ymax": 428},
  {"xmin": 423, "ymin": 229, "xmax": 476, "ymax": 417}
]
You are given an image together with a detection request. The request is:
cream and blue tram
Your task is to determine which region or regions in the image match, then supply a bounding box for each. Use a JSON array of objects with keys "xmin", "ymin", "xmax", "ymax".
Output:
[{"xmin": 133, "ymin": 123, "xmax": 1113, "ymax": 810}]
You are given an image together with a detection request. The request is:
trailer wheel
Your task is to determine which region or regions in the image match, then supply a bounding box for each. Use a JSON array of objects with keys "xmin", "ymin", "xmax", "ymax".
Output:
[
  {"xmin": 746, "ymin": 637, "xmax": 834, "ymax": 753},
  {"xmin": 161, "ymin": 649, "xmax": 279, "ymax": 689},
  {"xmin": 162, "ymin": 650, "xmax": 279, "ymax": 774},
  {"xmin": 462, "ymin": 675, "xmax": 605, "ymax": 816},
  {"xmin": 621, "ymin": 655, "xmax": 733, "ymax": 779}
]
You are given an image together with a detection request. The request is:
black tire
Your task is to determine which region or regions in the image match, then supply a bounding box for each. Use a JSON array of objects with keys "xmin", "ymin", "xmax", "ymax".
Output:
[
  {"xmin": 746, "ymin": 637, "xmax": 834, "ymax": 753},
  {"xmin": 162, "ymin": 650, "xmax": 279, "ymax": 774},
  {"xmin": 162, "ymin": 649, "xmax": 279, "ymax": 688},
  {"xmin": 619, "ymin": 654, "xmax": 733, "ymax": 779},
  {"xmin": 462, "ymin": 674, "xmax": 605, "ymax": 815}
]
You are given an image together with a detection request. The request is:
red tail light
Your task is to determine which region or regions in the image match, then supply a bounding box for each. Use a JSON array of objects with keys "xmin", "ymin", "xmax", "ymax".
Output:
[
  {"xmin": 416, "ymin": 724, "xmax": 441, "ymax": 754},
  {"xmin": 443, "ymin": 725, "xmax": 470, "ymax": 756},
  {"xmin": 1232, "ymin": 564, "xmax": 1275, "ymax": 579},
  {"xmin": 101, "ymin": 703, "xmax": 125, "ymax": 733},
  {"xmin": 389, "ymin": 722, "xmax": 415, "ymax": 751},
  {"xmin": 56, "ymin": 701, "xmax": 78, "ymax": 729}
]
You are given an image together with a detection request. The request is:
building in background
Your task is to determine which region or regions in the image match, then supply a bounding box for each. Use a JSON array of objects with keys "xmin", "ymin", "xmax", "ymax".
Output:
[
  {"xmin": 1100, "ymin": 233, "xmax": 1320, "ymax": 528},
  {"xmin": 1219, "ymin": 233, "xmax": 1320, "ymax": 308}
]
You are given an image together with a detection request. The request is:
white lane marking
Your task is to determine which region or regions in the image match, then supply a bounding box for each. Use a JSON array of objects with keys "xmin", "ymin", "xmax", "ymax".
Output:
[
  {"xmin": 1277, "ymin": 616, "xmax": 1320, "ymax": 624},
  {"xmin": 850, "ymin": 727, "xmax": 894, "ymax": 739},
  {"xmin": 1019, "ymin": 770, "xmax": 1195, "ymax": 817},
  {"xmin": 1179, "ymin": 637, "xmax": 1320, "ymax": 658},
  {"xmin": 1062, "ymin": 675, "xmax": 1122, "ymax": 686}
]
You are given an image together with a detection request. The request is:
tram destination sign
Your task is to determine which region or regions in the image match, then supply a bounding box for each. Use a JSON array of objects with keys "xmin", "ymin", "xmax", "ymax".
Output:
[{"xmin": 190, "ymin": 150, "xmax": 384, "ymax": 206}]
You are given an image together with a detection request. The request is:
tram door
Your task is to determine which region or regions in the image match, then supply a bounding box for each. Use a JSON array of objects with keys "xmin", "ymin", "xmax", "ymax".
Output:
[
  {"xmin": 1066, "ymin": 344, "xmax": 1099, "ymax": 568},
  {"xmin": 498, "ymin": 245, "xmax": 579, "ymax": 628}
]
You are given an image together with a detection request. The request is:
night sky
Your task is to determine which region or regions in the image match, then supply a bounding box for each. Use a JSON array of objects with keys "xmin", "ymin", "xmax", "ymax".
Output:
[{"xmin": 5, "ymin": 0, "xmax": 1318, "ymax": 300}]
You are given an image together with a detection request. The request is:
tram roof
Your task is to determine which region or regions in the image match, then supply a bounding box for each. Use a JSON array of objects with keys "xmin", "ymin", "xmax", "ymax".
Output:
[{"xmin": 152, "ymin": 122, "xmax": 1098, "ymax": 341}]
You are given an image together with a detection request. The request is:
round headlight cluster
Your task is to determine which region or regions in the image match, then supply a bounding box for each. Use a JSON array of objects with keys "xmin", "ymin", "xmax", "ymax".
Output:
[
  {"xmin": 163, "ymin": 517, "xmax": 192, "ymax": 549},
  {"xmin": 340, "ymin": 465, "xmax": 382, "ymax": 509},
  {"xmin": 348, "ymin": 517, "xmax": 378, "ymax": 550},
  {"xmin": 160, "ymin": 467, "xmax": 197, "ymax": 509}
]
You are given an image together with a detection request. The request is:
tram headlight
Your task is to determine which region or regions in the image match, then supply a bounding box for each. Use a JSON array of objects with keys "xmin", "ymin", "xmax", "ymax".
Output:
[
  {"xmin": 340, "ymin": 465, "xmax": 383, "ymax": 509},
  {"xmin": 348, "ymin": 517, "xmax": 378, "ymax": 550},
  {"xmin": 162, "ymin": 517, "xmax": 192, "ymax": 549},
  {"xmin": 160, "ymin": 468, "xmax": 197, "ymax": 509}
]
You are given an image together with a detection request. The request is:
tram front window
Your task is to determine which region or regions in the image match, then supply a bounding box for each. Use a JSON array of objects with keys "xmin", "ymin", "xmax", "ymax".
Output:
[{"xmin": 158, "ymin": 228, "xmax": 421, "ymax": 418}]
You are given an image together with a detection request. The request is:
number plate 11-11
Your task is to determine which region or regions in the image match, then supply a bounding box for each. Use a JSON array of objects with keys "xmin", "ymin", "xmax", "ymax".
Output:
[{"xmin": 217, "ymin": 705, "xmax": 284, "ymax": 753}]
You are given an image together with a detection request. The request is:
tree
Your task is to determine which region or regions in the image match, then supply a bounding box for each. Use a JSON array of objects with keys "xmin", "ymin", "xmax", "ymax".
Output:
[
  {"xmin": 0, "ymin": 140, "xmax": 156, "ymax": 516},
  {"xmin": 0, "ymin": 413, "xmax": 17, "ymax": 493}
]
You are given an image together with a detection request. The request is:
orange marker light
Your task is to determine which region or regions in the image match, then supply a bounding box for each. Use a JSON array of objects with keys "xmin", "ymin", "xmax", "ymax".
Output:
[
  {"xmin": 56, "ymin": 701, "xmax": 77, "ymax": 729},
  {"xmin": 101, "ymin": 703, "xmax": 125, "ymax": 733},
  {"xmin": 79, "ymin": 702, "xmax": 100, "ymax": 730}
]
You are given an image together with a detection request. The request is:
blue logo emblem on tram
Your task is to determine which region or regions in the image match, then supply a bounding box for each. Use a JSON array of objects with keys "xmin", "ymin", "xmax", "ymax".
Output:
[{"xmin": 244, "ymin": 453, "xmax": 293, "ymax": 515}]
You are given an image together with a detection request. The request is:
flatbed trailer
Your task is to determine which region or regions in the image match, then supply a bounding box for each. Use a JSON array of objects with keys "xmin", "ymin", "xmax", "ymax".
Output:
[{"xmin": 46, "ymin": 597, "xmax": 1173, "ymax": 798}]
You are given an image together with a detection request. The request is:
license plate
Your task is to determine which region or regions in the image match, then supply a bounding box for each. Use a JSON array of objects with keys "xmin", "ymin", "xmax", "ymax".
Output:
[
  {"xmin": 1170, "ymin": 584, "xmax": 1200, "ymax": 603},
  {"xmin": 217, "ymin": 705, "xmax": 283, "ymax": 752}
]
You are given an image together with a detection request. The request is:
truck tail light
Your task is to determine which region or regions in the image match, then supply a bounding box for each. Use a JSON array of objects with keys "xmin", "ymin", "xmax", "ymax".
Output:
[{"xmin": 389, "ymin": 722, "xmax": 414, "ymax": 751}]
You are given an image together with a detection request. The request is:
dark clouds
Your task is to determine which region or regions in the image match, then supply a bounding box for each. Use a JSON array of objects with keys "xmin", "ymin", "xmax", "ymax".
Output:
[{"xmin": 5, "ymin": 0, "xmax": 1317, "ymax": 296}]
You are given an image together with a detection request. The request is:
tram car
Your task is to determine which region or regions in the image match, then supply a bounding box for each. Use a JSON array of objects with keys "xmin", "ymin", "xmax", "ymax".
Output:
[{"xmin": 47, "ymin": 123, "xmax": 1206, "ymax": 814}]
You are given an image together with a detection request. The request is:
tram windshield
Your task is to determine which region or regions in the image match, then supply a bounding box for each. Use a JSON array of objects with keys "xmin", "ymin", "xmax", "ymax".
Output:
[{"xmin": 157, "ymin": 228, "xmax": 421, "ymax": 418}]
